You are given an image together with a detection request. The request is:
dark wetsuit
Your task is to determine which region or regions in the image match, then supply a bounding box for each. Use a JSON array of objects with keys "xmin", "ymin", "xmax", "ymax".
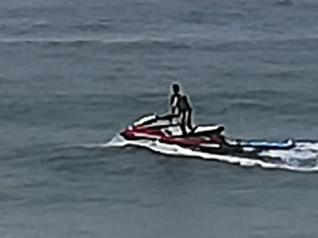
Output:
[
  {"xmin": 178, "ymin": 95, "xmax": 193, "ymax": 134},
  {"xmin": 170, "ymin": 94, "xmax": 193, "ymax": 134}
]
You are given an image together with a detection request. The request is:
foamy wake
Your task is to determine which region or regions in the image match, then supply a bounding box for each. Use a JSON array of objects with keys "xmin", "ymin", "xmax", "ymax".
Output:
[{"xmin": 99, "ymin": 135, "xmax": 318, "ymax": 172}]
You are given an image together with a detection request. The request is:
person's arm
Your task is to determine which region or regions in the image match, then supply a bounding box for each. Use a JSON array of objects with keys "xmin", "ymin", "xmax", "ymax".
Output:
[
  {"xmin": 170, "ymin": 95, "xmax": 179, "ymax": 114},
  {"xmin": 171, "ymin": 95, "xmax": 179, "ymax": 107},
  {"xmin": 170, "ymin": 95, "xmax": 174, "ymax": 106}
]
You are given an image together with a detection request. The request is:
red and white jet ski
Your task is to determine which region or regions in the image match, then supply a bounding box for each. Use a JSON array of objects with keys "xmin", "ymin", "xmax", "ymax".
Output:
[{"xmin": 120, "ymin": 114, "xmax": 295, "ymax": 158}]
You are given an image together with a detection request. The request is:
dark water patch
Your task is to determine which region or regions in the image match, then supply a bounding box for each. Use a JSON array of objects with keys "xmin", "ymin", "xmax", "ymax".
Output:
[
  {"xmin": 0, "ymin": 191, "xmax": 24, "ymax": 204},
  {"xmin": 0, "ymin": 38, "xmax": 102, "ymax": 48},
  {"xmin": 71, "ymin": 18, "xmax": 113, "ymax": 33},
  {"xmin": 99, "ymin": 37, "xmax": 191, "ymax": 52},
  {"xmin": 274, "ymin": 0, "xmax": 293, "ymax": 6},
  {"xmin": 46, "ymin": 154, "xmax": 102, "ymax": 174}
]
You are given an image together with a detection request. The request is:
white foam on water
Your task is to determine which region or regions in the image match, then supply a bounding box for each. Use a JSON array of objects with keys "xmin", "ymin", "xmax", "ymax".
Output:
[
  {"xmin": 78, "ymin": 135, "xmax": 129, "ymax": 149},
  {"xmin": 295, "ymin": 142, "xmax": 318, "ymax": 151},
  {"xmin": 103, "ymin": 136, "xmax": 318, "ymax": 172},
  {"xmin": 260, "ymin": 142, "xmax": 318, "ymax": 160},
  {"xmin": 104, "ymin": 135, "xmax": 130, "ymax": 147}
]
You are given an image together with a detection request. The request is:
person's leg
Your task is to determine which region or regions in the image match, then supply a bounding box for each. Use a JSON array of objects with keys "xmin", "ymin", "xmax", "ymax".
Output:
[
  {"xmin": 186, "ymin": 109, "xmax": 193, "ymax": 131},
  {"xmin": 180, "ymin": 111, "xmax": 187, "ymax": 135}
]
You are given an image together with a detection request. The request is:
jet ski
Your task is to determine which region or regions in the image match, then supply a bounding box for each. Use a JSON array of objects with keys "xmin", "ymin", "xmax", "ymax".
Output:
[{"xmin": 120, "ymin": 114, "xmax": 295, "ymax": 161}]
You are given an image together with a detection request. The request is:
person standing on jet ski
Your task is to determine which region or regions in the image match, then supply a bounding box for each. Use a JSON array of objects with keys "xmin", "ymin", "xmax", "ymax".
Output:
[{"xmin": 169, "ymin": 83, "xmax": 193, "ymax": 135}]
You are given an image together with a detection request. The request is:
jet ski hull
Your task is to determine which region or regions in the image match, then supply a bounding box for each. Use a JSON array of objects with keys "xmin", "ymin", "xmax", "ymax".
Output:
[{"xmin": 120, "ymin": 114, "xmax": 295, "ymax": 161}]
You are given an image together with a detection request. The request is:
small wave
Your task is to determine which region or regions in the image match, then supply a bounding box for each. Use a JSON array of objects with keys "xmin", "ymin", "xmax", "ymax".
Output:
[
  {"xmin": 71, "ymin": 19, "xmax": 112, "ymax": 32},
  {"xmin": 0, "ymin": 36, "xmax": 191, "ymax": 50},
  {"xmin": 0, "ymin": 37, "xmax": 100, "ymax": 46},
  {"xmin": 0, "ymin": 18, "xmax": 51, "ymax": 35},
  {"xmin": 77, "ymin": 143, "xmax": 114, "ymax": 149},
  {"xmin": 196, "ymin": 35, "xmax": 318, "ymax": 53},
  {"xmin": 103, "ymin": 135, "xmax": 318, "ymax": 172},
  {"xmin": 221, "ymin": 99, "xmax": 272, "ymax": 114}
]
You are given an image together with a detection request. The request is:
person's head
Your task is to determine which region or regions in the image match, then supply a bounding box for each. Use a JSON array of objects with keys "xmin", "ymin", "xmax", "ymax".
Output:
[{"xmin": 171, "ymin": 83, "xmax": 180, "ymax": 94}]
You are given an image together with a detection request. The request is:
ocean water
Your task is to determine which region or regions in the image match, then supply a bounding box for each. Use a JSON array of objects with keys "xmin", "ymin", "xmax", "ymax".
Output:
[{"xmin": 1, "ymin": 0, "xmax": 318, "ymax": 237}]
